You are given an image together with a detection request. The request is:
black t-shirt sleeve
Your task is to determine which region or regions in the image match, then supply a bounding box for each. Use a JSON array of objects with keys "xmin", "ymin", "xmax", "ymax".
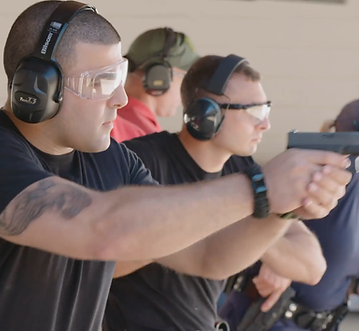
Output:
[
  {"xmin": 0, "ymin": 129, "xmax": 53, "ymax": 214},
  {"xmin": 117, "ymin": 142, "xmax": 159, "ymax": 186}
]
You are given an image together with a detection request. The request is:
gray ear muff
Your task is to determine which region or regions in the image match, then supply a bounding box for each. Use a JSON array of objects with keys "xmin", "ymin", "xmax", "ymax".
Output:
[
  {"xmin": 141, "ymin": 27, "xmax": 176, "ymax": 96},
  {"xmin": 142, "ymin": 61, "xmax": 172, "ymax": 96}
]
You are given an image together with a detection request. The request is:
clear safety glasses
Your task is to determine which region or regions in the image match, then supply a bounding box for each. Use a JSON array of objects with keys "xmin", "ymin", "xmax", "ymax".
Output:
[
  {"xmin": 64, "ymin": 58, "xmax": 128, "ymax": 100},
  {"xmin": 219, "ymin": 101, "xmax": 272, "ymax": 122}
]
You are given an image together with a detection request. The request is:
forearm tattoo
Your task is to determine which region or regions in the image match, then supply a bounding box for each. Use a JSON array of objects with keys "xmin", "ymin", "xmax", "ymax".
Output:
[{"xmin": 0, "ymin": 179, "xmax": 92, "ymax": 236}]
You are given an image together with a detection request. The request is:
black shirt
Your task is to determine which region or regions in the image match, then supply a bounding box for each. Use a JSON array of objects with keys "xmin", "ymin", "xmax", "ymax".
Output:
[
  {"xmin": 105, "ymin": 131, "xmax": 254, "ymax": 331},
  {"xmin": 0, "ymin": 111, "xmax": 156, "ymax": 331}
]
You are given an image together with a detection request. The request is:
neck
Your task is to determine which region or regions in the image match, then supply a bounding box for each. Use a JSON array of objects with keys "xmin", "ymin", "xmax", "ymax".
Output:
[
  {"xmin": 177, "ymin": 129, "xmax": 231, "ymax": 173},
  {"xmin": 2, "ymin": 100, "xmax": 72, "ymax": 155}
]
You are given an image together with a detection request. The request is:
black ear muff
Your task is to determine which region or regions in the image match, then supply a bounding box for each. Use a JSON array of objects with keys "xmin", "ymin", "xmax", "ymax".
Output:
[
  {"xmin": 141, "ymin": 27, "xmax": 177, "ymax": 96},
  {"xmin": 11, "ymin": 57, "xmax": 63, "ymax": 123},
  {"xmin": 11, "ymin": 1, "xmax": 97, "ymax": 123},
  {"xmin": 184, "ymin": 98, "xmax": 223, "ymax": 141},
  {"xmin": 183, "ymin": 54, "xmax": 249, "ymax": 141},
  {"xmin": 142, "ymin": 61, "xmax": 172, "ymax": 96}
]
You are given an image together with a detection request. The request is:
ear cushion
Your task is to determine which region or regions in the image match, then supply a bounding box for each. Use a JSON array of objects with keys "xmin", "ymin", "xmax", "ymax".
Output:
[
  {"xmin": 11, "ymin": 57, "xmax": 62, "ymax": 123},
  {"xmin": 143, "ymin": 60, "xmax": 173, "ymax": 96},
  {"xmin": 184, "ymin": 97, "xmax": 224, "ymax": 141}
]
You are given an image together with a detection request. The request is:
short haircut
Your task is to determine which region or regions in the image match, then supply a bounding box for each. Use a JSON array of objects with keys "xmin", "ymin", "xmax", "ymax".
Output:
[
  {"xmin": 180, "ymin": 55, "xmax": 261, "ymax": 109},
  {"xmin": 3, "ymin": 0, "xmax": 121, "ymax": 84}
]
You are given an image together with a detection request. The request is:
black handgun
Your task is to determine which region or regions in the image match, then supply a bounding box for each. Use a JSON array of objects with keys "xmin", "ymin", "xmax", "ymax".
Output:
[
  {"xmin": 287, "ymin": 131, "xmax": 359, "ymax": 155},
  {"xmin": 236, "ymin": 287, "xmax": 296, "ymax": 331}
]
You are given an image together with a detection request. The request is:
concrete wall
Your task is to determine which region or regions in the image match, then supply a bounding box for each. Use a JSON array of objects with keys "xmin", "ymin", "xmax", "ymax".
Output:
[{"xmin": 1, "ymin": 0, "xmax": 359, "ymax": 163}]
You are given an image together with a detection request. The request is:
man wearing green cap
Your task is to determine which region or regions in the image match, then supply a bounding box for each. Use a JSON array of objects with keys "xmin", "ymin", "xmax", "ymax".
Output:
[{"xmin": 111, "ymin": 27, "xmax": 199, "ymax": 142}]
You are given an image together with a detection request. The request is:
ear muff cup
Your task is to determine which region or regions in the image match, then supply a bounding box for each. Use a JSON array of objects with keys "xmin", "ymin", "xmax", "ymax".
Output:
[
  {"xmin": 184, "ymin": 98, "xmax": 224, "ymax": 141},
  {"xmin": 11, "ymin": 57, "xmax": 63, "ymax": 123},
  {"xmin": 142, "ymin": 60, "xmax": 173, "ymax": 96}
]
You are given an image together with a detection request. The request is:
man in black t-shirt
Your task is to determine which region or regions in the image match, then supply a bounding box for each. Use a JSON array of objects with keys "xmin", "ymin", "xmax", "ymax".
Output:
[
  {"xmin": 0, "ymin": 2, "xmax": 352, "ymax": 331},
  {"xmin": 105, "ymin": 55, "xmax": 332, "ymax": 331}
]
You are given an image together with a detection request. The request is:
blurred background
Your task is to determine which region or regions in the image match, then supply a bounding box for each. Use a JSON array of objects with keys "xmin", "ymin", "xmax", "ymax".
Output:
[
  {"xmin": 1, "ymin": 0, "xmax": 358, "ymax": 329},
  {"xmin": 2, "ymin": 0, "xmax": 359, "ymax": 164}
]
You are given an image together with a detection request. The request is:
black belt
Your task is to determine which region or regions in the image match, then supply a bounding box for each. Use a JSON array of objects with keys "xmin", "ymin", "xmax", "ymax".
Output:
[{"xmin": 283, "ymin": 301, "xmax": 349, "ymax": 331}]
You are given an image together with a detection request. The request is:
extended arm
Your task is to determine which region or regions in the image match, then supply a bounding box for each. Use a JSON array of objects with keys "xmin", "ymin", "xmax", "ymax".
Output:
[{"xmin": 1, "ymin": 148, "xmax": 350, "ymax": 269}]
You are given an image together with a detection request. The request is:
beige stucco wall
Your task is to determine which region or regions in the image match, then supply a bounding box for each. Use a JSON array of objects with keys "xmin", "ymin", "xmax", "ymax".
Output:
[{"xmin": 1, "ymin": 0, "xmax": 359, "ymax": 163}]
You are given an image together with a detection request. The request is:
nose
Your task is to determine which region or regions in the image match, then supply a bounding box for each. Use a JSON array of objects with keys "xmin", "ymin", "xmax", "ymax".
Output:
[
  {"xmin": 257, "ymin": 116, "xmax": 271, "ymax": 131},
  {"xmin": 107, "ymin": 84, "xmax": 128, "ymax": 109}
]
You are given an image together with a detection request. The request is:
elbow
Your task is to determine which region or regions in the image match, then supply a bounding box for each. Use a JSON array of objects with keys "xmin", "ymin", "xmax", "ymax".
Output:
[
  {"xmin": 88, "ymin": 216, "xmax": 137, "ymax": 261},
  {"xmin": 87, "ymin": 193, "xmax": 147, "ymax": 261},
  {"xmin": 92, "ymin": 230, "xmax": 138, "ymax": 262}
]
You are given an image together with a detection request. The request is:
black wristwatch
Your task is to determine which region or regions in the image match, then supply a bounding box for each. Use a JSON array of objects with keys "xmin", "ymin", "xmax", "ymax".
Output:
[{"xmin": 242, "ymin": 163, "xmax": 270, "ymax": 218}]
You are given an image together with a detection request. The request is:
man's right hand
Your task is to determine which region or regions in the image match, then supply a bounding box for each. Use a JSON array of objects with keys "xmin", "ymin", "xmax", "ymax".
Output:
[{"xmin": 262, "ymin": 149, "xmax": 352, "ymax": 219}]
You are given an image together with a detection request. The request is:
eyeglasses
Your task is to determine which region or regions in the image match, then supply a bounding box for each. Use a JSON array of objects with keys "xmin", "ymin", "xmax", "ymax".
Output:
[
  {"xmin": 218, "ymin": 101, "xmax": 271, "ymax": 122},
  {"xmin": 64, "ymin": 58, "xmax": 128, "ymax": 100}
]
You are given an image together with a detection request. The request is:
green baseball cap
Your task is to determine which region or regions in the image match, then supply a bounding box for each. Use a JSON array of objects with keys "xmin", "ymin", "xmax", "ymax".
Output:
[{"xmin": 125, "ymin": 27, "xmax": 199, "ymax": 72}]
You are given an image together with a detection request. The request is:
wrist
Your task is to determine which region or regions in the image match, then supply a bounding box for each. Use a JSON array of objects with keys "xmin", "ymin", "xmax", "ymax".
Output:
[{"xmin": 242, "ymin": 164, "xmax": 270, "ymax": 219}]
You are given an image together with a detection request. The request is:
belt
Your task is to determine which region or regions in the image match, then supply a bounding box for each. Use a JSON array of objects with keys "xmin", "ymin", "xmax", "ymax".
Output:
[{"xmin": 283, "ymin": 301, "xmax": 349, "ymax": 331}]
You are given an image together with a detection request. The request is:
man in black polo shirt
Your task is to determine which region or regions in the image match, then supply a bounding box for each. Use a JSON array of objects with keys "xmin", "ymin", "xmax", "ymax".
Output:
[{"xmin": 104, "ymin": 55, "xmax": 333, "ymax": 331}]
